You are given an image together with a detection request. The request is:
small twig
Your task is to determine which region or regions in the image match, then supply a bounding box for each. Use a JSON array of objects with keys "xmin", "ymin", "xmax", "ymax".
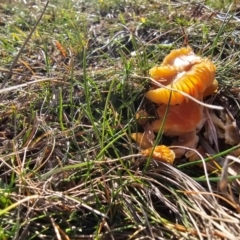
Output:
[
  {"xmin": 0, "ymin": 0, "xmax": 49, "ymax": 94},
  {"xmin": 0, "ymin": 78, "xmax": 62, "ymax": 94}
]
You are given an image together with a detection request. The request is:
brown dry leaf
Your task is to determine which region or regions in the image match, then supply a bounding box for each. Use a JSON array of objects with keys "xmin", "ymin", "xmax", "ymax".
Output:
[
  {"xmin": 208, "ymin": 111, "xmax": 240, "ymax": 145},
  {"xmin": 141, "ymin": 145, "xmax": 175, "ymax": 164},
  {"xmin": 172, "ymin": 131, "xmax": 199, "ymax": 158},
  {"xmin": 186, "ymin": 145, "xmax": 218, "ymax": 171},
  {"xmin": 225, "ymin": 114, "xmax": 240, "ymax": 145}
]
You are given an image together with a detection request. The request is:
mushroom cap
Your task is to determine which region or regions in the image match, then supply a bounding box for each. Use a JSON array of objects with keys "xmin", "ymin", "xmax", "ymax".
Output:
[
  {"xmin": 203, "ymin": 79, "xmax": 218, "ymax": 98},
  {"xmin": 146, "ymin": 59, "xmax": 216, "ymax": 105},
  {"xmin": 131, "ymin": 132, "xmax": 153, "ymax": 149},
  {"xmin": 149, "ymin": 65, "xmax": 178, "ymax": 84},
  {"xmin": 161, "ymin": 46, "xmax": 202, "ymax": 69},
  {"xmin": 146, "ymin": 46, "xmax": 216, "ymax": 105},
  {"xmin": 141, "ymin": 145, "xmax": 175, "ymax": 164},
  {"xmin": 151, "ymin": 99, "xmax": 204, "ymax": 135},
  {"xmin": 149, "ymin": 47, "xmax": 196, "ymax": 84}
]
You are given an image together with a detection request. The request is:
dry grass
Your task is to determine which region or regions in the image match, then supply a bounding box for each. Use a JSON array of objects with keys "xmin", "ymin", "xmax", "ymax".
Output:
[{"xmin": 0, "ymin": 0, "xmax": 240, "ymax": 239}]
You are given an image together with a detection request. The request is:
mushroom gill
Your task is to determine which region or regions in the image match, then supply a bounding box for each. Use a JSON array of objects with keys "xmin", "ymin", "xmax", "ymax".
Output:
[{"xmin": 146, "ymin": 47, "xmax": 216, "ymax": 105}]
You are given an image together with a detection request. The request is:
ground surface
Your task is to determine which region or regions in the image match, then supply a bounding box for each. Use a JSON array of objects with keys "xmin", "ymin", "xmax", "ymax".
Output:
[{"xmin": 0, "ymin": 0, "xmax": 240, "ymax": 239}]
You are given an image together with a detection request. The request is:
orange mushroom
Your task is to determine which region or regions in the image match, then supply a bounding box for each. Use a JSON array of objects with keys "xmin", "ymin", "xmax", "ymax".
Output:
[
  {"xmin": 131, "ymin": 133, "xmax": 176, "ymax": 164},
  {"xmin": 146, "ymin": 47, "xmax": 216, "ymax": 105},
  {"xmin": 161, "ymin": 46, "xmax": 200, "ymax": 67},
  {"xmin": 131, "ymin": 132, "xmax": 153, "ymax": 149},
  {"xmin": 203, "ymin": 79, "xmax": 218, "ymax": 98},
  {"xmin": 148, "ymin": 47, "xmax": 218, "ymax": 157},
  {"xmin": 151, "ymin": 99, "xmax": 204, "ymax": 136},
  {"xmin": 131, "ymin": 46, "xmax": 218, "ymax": 160},
  {"xmin": 141, "ymin": 145, "xmax": 175, "ymax": 164}
]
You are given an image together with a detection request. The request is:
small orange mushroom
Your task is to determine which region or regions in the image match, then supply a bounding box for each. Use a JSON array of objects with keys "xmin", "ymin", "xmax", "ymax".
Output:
[
  {"xmin": 151, "ymin": 99, "xmax": 204, "ymax": 136},
  {"xmin": 203, "ymin": 79, "xmax": 218, "ymax": 98},
  {"xmin": 146, "ymin": 47, "xmax": 216, "ymax": 105},
  {"xmin": 141, "ymin": 145, "xmax": 175, "ymax": 164},
  {"xmin": 131, "ymin": 132, "xmax": 153, "ymax": 149}
]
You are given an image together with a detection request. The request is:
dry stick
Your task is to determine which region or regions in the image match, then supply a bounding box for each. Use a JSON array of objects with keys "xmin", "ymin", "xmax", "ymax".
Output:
[
  {"xmin": 0, "ymin": 0, "xmax": 49, "ymax": 95},
  {"xmin": 0, "ymin": 78, "xmax": 63, "ymax": 94}
]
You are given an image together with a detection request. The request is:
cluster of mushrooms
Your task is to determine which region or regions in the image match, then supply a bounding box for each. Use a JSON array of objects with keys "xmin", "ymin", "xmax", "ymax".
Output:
[{"xmin": 131, "ymin": 46, "xmax": 219, "ymax": 164}]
